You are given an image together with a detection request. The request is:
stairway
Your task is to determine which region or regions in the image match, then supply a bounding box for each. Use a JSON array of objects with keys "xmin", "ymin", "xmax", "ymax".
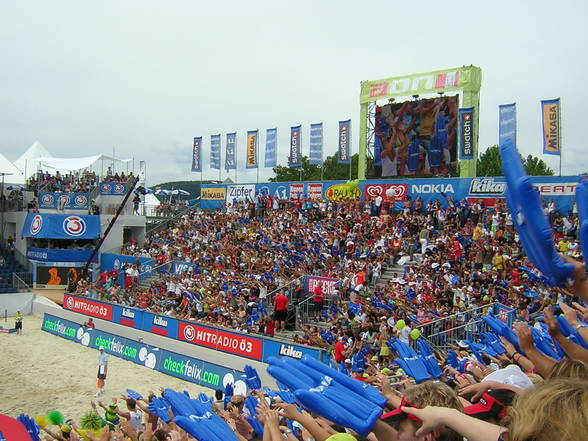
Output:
[{"xmin": 0, "ymin": 251, "xmax": 30, "ymax": 293}]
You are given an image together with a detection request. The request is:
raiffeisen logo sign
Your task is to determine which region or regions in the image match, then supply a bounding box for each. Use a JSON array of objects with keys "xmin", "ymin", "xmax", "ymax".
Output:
[{"xmin": 469, "ymin": 178, "xmax": 506, "ymax": 195}]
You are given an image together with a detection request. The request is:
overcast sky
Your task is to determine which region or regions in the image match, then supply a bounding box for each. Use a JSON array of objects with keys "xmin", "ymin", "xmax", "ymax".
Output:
[{"xmin": 1, "ymin": 0, "xmax": 586, "ymax": 186}]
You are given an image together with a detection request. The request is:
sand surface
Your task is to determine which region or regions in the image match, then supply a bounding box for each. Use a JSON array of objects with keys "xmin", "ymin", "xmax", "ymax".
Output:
[{"xmin": 0, "ymin": 315, "xmax": 212, "ymax": 421}]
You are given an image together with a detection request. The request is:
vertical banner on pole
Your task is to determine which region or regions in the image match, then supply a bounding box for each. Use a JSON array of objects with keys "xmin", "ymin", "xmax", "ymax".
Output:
[
  {"xmin": 139, "ymin": 161, "xmax": 146, "ymax": 186},
  {"xmin": 337, "ymin": 120, "xmax": 351, "ymax": 164},
  {"xmin": 210, "ymin": 135, "xmax": 221, "ymax": 169},
  {"xmin": 289, "ymin": 126, "xmax": 302, "ymax": 167},
  {"xmin": 264, "ymin": 128, "xmax": 277, "ymax": 168},
  {"xmin": 246, "ymin": 131, "xmax": 258, "ymax": 169},
  {"xmin": 499, "ymin": 104, "xmax": 517, "ymax": 148},
  {"xmin": 541, "ymin": 98, "xmax": 561, "ymax": 155},
  {"xmin": 191, "ymin": 137, "xmax": 202, "ymax": 172},
  {"xmin": 309, "ymin": 123, "xmax": 323, "ymax": 165},
  {"xmin": 225, "ymin": 133, "xmax": 237, "ymax": 171},
  {"xmin": 458, "ymin": 107, "xmax": 475, "ymax": 160}
]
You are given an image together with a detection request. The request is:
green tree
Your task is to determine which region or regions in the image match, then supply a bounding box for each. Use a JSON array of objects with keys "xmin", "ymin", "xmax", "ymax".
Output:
[
  {"xmin": 523, "ymin": 155, "xmax": 554, "ymax": 176},
  {"xmin": 476, "ymin": 145, "xmax": 502, "ymax": 176},
  {"xmin": 476, "ymin": 145, "xmax": 554, "ymax": 177},
  {"xmin": 270, "ymin": 153, "xmax": 373, "ymax": 182}
]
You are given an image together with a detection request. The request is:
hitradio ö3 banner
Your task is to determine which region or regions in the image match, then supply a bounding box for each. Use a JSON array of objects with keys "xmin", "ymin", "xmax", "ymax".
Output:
[
  {"xmin": 289, "ymin": 125, "xmax": 302, "ymax": 167},
  {"xmin": 541, "ymin": 98, "xmax": 561, "ymax": 155},
  {"xmin": 192, "ymin": 137, "xmax": 202, "ymax": 172},
  {"xmin": 309, "ymin": 123, "xmax": 323, "ymax": 165},
  {"xmin": 458, "ymin": 107, "xmax": 475, "ymax": 160},
  {"xmin": 338, "ymin": 120, "xmax": 351, "ymax": 165},
  {"xmin": 499, "ymin": 104, "xmax": 516, "ymax": 148},
  {"xmin": 264, "ymin": 128, "xmax": 277, "ymax": 168},
  {"xmin": 225, "ymin": 133, "xmax": 237, "ymax": 170},
  {"xmin": 246, "ymin": 130, "xmax": 258, "ymax": 169}
]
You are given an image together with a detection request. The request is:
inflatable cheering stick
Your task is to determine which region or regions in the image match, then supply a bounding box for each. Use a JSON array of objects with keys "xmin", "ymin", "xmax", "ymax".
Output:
[
  {"xmin": 244, "ymin": 365, "xmax": 262, "ymax": 390},
  {"xmin": 266, "ymin": 356, "xmax": 385, "ymax": 436},
  {"xmin": 126, "ymin": 389, "xmax": 142, "ymax": 400},
  {"xmin": 499, "ymin": 139, "xmax": 574, "ymax": 286},
  {"xmin": 16, "ymin": 415, "xmax": 39, "ymax": 441},
  {"xmin": 529, "ymin": 326, "xmax": 562, "ymax": 360},
  {"xmin": 481, "ymin": 316, "xmax": 523, "ymax": 354},
  {"xmin": 244, "ymin": 395, "xmax": 264, "ymax": 436},
  {"xmin": 416, "ymin": 339, "xmax": 443, "ymax": 379},
  {"xmin": 576, "ymin": 180, "xmax": 588, "ymax": 270},
  {"xmin": 387, "ymin": 339, "xmax": 431, "ymax": 383},
  {"xmin": 556, "ymin": 316, "xmax": 588, "ymax": 349},
  {"xmin": 164, "ymin": 389, "xmax": 238, "ymax": 441},
  {"xmin": 148, "ymin": 397, "xmax": 172, "ymax": 423},
  {"xmin": 197, "ymin": 393, "xmax": 214, "ymax": 410}
]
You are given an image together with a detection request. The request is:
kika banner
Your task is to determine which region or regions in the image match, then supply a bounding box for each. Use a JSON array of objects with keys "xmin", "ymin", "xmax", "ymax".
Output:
[
  {"xmin": 541, "ymin": 98, "xmax": 561, "ymax": 155},
  {"xmin": 192, "ymin": 137, "xmax": 202, "ymax": 172},
  {"xmin": 458, "ymin": 107, "xmax": 474, "ymax": 160},
  {"xmin": 289, "ymin": 125, "xmax": 302, "ymax": 167},
  {"xmin": 264, "ymin": 128, "xmax": 277, "ymax": 168},
  {"xmin": 309, "ymin": 123, "xmax": 323, "ymax": 165},
  {"xmin": 210, "ymin": 134, "xmax": 221, "ymax": 169},
  {"xmin": 338, "ymin": 120, "xmax": 351, "ymax": 165},
  {"xmin": 225, "ymin": 133, "xmax": 237, "ymax": 170},
  {"xmin": 246, "ymin": 130, "xmax": 258, "ymax": 169},
  {"xmin": 499, "ymin": 104, "xmax": 516, "ymax": 148}
]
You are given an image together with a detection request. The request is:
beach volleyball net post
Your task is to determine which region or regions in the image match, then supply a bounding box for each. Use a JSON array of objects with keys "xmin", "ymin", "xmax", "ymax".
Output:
[{"xmin": 358, "ymin": 65, "xmax": 482, "ymax": 179}]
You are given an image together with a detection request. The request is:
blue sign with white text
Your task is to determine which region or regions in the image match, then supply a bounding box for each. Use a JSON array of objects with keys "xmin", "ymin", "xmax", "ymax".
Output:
[
  {"xmin": 22, "ymin": 213, "xmax": 100, "ymax": 239},
  {"xmin": 27, "ymin": 247, "xmax": 94, "ymax": 262},
  {"xmin": 99, "ymin": 182, "xmax": 127, "ymax": 196},
  {"xmin": 39, "ymin": 192, "xmax": 90, "ymax": 210}
]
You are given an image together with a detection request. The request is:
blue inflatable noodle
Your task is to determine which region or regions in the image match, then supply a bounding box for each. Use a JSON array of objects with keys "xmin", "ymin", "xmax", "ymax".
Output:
[
  {"xmin": 576, "ymin": 180, "xmax": 588, "ymax": 270},
  {"xmin": 499, "ymin": 139, "xmax": 574, "ymax": 286}
]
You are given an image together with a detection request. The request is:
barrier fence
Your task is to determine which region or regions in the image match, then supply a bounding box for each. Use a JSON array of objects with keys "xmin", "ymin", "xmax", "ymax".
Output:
[
  {"xmin": 41, "ymin": 313, "xmax": 244, "ymax": 390},
  {"xmin": 62, "ymin": 294, "xmax": 324, "ymax": 363}
]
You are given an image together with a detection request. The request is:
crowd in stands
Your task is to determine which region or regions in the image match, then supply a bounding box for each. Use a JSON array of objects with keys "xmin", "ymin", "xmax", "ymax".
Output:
[
  {"xmin": 28, "ymin": 170, "xmax": 99, "ymax": 193},
  {"xmin": 103, "ymin": 168, "xmax": 135, "ymax": 183},
  {"xmin": 153, "ymin": 200, "xmax": 189, "ymax": 217},
  {"xmin": 73, "ymin": 193, "xmax": 580, "ymax": 349}
]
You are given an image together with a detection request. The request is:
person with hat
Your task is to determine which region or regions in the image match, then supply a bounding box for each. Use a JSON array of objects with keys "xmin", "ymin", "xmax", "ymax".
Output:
[
  {"xmin": 95, "ymin": 346, "xmax": 109, "ymax": 397},
  {"xmin": 14, "ymin": 311, "xmax": 23, "ymax": 335}
]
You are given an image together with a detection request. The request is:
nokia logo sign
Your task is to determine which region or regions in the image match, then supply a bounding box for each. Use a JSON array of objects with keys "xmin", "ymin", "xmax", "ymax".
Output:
[
  {"xmin": 279, "ymin": 344, "xmax": 303, "ymax": 359},
  {"xmin": 469, "ymin": 178, "xmax": 506, "ymax": 195},
  {"xmin": 411, "ymin": 183, "xmax": 455, "ymax": 194}
]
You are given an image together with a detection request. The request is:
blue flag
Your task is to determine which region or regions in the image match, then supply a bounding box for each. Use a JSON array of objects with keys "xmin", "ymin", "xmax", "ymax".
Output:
[
  {"xmin": 309, "ymin": 123, "xmax": 323, "ymax": 165},
  {"xmin": 264, "ymin": 128, "xmax": 277, "ymax": 167}
]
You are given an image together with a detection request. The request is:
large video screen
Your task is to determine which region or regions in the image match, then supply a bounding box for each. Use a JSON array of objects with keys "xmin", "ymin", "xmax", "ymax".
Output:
[{"xmin": 371, "ymin": 95, "xmax": 458, "ymax": 177}]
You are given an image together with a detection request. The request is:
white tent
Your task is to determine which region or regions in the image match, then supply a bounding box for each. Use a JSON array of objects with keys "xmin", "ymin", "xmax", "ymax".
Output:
[
  {"xmin": 0, "ymin": 152, "xmax": 25, "ymax": 190},
  {"xmin": 13, "ymin": 141, "xmax": 53, "ymax": 181},
  {"xmin": 34, "ymin": 154, "xmax": 132, "ymax": 171},
  {"xmin": 144, "ymin": 193, "xmax": 161, "ymax": 216}
]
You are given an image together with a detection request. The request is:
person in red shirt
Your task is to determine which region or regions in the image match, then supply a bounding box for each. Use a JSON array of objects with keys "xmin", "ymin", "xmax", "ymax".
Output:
[
  {"xmin": 273, "ymin": 292, "xmax": 289, "ymax": 332},
  {"xmin": 333, "ymin": 337, "xmax": 347, "ymax": 363},
  {"xmin": 313, "ymin": 284, "xmax": 324, "ymax": 321}
]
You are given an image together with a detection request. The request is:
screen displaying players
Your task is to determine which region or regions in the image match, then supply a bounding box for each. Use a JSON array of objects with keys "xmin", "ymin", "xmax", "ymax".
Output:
[{"xmin": 372, "ymin": 95, "xmax": 458, "ymax": 177}]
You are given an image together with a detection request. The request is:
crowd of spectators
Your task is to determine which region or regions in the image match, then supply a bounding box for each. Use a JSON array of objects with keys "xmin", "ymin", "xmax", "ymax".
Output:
[
  {"xmin": 74, "ymin": 193, "xmax": 580, "ymax": 350},
  {"xmin": 28, "ymin": 170, "xmax": 99, "ymax": 194}
]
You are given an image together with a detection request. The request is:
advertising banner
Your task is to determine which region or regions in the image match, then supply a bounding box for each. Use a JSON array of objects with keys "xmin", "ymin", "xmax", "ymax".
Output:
[
  {"xmin": 27, "ymin": 247, "xmax": 94, "ymax": 262},
  {"xmin": 99, "ymin": 253, "xmax": 155, "ymax": 284},
  {"xmin": 201, "ymin": 186, "xmax": 226, "ymax": 201},
  {"xmin": 226, "ymin": 184, "xmax": 255, "ymax": 202},
  {"xmin": 305, "ymin": 276, "xmax": 340, "ymax": 295},
  {"xmin": 245, "ymin": 130, "xmax": 258, "ymax": 169},
  {"xmin": 22, "ymin": 213, "xmax": 100, "ymax": 239},
  {"xmin": 192, "ymin": 137, "xmax": 202, "ymax": 172},
  {"xmin": 458, "ymin": 107, "xmax": 475, "ymax": 160},
  {"xmin": 171, "ymin": 260, "xmax": 201, "ymax": 275},
  {"xmin": 256, "ymin": 183, "xmax": 290, "ymax": 200},
  {"xmin": 264, "ymin": 128, "xmax": 277, "ymax": 168},
  {"xmin": 39, "ymin": 192, "xmax": 90, "ymax": 209},
  {"xmin": 225, "ymin": 133, "xmax": 237, "ymax": 171},
  {"xmin": 541, "ymin": 98, "xmax": 561, "ymax": 155},
  {"xmin": 290, "ymin": 183, "xmax": 304, "ymax": 199},
  {"xmin": 42, "ymin": 313, "xmax": 244, "ymax": 390},
  {"xmin": 288, "ymin": 125, "xmax": 302, "ymax": 167},
  {"xmin": 324, "ymin": 182, "xmax": 361, "ymax": 202},
  {"xmin": 210, "ymin": 134, "xmax": 221, "ymax": 169},
  {"xmin": 142, "ymin": 311, "xmax": 179, "ymax": 338},
  {"xmin": 363, "ymin": 183, "xmax": 408, "ymax": 202},
  {"xmin": 63, "ymin": 294, "xmax": 114, "ymax": 320},
  {"xmin": 499, "ymin": 104, "xmax": 517, "ymax": 148},
  {"xmin": 35, "ymin": 264, "xmax": 82, "ymax": 289},
  {"xmin": 262, "ymin": 340, "xmax": 321, "ymax": 361},
  {"xmin": 309, "ymin": 123, "xmax": 323, "ymax": 165},
  {"xmin": 337, "ymin": 120, "xmax": 351, "ymax": 165},
  {"xmin": 307, "ymin": 183, "xmax": 323, "ymax": 199},
  {"xmin": 178, "ymin": 322, "xmax": 263, "ymax": 360},
  {"xmin": 360, "ymin": 66, "xmax": 482, "ymax": 104},
  {"xmin": 494, "ymin": 304, "xmax": 515, "ymax": 327},
  {"xmin": 99, "ymin": 183, "xmax": 127, "ymax": 196}
]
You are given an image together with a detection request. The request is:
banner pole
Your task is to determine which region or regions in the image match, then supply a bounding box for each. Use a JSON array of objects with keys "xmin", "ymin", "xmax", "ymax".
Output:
[
  {"xmin": 559, "ymin": 98, "xmax": 562, "ymax": 176},
  {"xmin": 256, "ymin": 133, "xmax": 259, "ymax": 184}
]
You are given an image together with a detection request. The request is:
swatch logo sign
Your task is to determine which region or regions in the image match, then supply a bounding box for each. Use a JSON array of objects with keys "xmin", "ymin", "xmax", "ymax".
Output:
[
  {"xmin": 63, "ymin": 216, "xmax": 86, "ymax": 236},
  {"xmin": 30, "ymin": 215, "xmax": 43, "ymax": 235}
]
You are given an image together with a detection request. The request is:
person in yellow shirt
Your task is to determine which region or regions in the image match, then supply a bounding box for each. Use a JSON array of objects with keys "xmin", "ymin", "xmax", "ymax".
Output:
[
  {"xmin": 558, "ymin": 238, "xmax": 570, "ymax": 253},
  {"xmin": 14, "ymin": 311, "xmax": 23, "ymax": 335},
  {"xmin": 472, "ymin": 223, "xmax": 483, "ymax": 241}
]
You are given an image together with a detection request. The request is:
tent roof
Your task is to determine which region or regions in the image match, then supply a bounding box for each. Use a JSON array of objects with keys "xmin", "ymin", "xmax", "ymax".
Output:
[
  {"xmin": 13, "ymin": 141, "xmax": 52, "ymax": 174},
  {"xmin": 33, "ymin": 155, "xmax": 132, "ymax": 171},
  {"xmin": 144, "ymin": 193, "xmax": 161, "ymax": 206},
  {"xmin": 0, "ymin": 153, "xmax": 25, "ymax": 178}
]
